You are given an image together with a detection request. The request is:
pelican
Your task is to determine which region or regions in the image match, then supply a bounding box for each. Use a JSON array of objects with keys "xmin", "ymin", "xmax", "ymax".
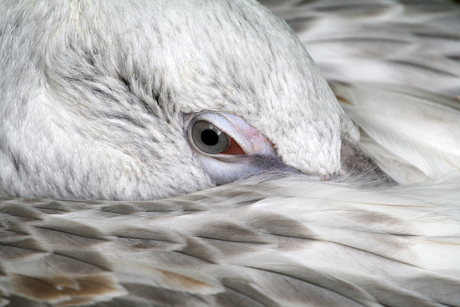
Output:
[{"xmin": 0, "ymin": 0, "xmax": 460, "ymax": 306}]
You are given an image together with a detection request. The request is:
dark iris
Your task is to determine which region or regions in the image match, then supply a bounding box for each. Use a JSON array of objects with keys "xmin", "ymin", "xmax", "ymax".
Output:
[
  {"xmin": 201, "ymin": 129, "xmax": 219, "ymax": 146},
  {"xmin": 190, "ymin": 120, "xmax": 230, "ymax": 154}
]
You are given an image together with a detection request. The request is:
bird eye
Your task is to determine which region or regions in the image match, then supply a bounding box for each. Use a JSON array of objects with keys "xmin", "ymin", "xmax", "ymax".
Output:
[
  {"xmin": 189, "ymin": 120, "xmax": 245, "ymax": 155},
  {"xmin": 191, "ymin": 121, "xmax": 230, "ymax": 154}
]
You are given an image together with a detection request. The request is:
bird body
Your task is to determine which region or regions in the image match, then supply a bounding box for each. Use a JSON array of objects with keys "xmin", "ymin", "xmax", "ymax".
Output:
[
  {"xmin": 1, "ymin": 0, "xmax": 460, "ymax": 306},
  {"xmin": 1, "ymin": 177, "xmax": 460, "ymax": 306}
]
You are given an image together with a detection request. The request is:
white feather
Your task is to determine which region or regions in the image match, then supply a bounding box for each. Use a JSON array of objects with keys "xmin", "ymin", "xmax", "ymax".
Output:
[
  {"xmin": 264, "ymin": 0, "xmax": 460, "ymax": 97},
  {"xmin": 332, "ymin": 82, "xmax": 460, "ymax": 183},
  {"xmin": 0, "ymin": 0, "xmax": 460, "ymax": 306},
  {"xmin": 0, "ymin": 177, "xmax": 459, "ymax": 306}
]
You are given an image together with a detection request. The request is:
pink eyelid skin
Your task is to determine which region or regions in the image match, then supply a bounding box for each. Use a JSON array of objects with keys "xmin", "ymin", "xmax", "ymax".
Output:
[{"xmin": 186, "ymin": 112, "xmax": 276, "ymax": 157}]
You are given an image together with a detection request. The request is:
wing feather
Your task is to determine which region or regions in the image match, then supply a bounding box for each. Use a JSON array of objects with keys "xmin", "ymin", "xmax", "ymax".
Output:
[
  {"xmin": 261, "ymin": 0, "xmax": 460, "ymax": 96},
  {"xmin": 1, "ymin": 176, "xmax": 460, "ymax": 305}
]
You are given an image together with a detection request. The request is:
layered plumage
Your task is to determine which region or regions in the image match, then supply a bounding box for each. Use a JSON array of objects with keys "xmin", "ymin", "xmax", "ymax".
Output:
[
  {"xmin": 1, "ymin": 0, "xmax": 460, "ymax": 306},
  {"xmin": 1, "ymin": 178, "xmax": 460, "ymax": 306}
]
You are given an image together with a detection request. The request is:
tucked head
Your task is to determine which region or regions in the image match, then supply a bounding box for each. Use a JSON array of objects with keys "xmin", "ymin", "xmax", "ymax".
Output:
[{"xmin": 0, "ymin": 0, "xmax": 358, "ymax": 200}]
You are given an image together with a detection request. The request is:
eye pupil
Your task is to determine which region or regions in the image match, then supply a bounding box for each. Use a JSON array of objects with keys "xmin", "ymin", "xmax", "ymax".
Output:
[
  {"xmin": 201, "ymin": 129, "xmax": 219, "ymax": 146},
  {"xmin": 190, "ymin": 120, "xmax": 230, "ymax": 154}
]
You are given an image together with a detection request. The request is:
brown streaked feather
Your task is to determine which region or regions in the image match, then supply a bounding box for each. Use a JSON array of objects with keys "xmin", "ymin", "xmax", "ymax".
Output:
[{"xmin": 1, "ymin": 176, "xmax": 460, "ymax": 306}]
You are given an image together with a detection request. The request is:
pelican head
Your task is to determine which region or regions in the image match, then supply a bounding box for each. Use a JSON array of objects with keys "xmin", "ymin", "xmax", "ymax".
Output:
[{"xmin": 0, "ymin": 0, "xmax": 360, "ymax": 200}]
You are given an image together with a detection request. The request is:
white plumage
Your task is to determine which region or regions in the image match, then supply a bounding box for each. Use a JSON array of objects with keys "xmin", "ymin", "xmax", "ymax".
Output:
[{"xmin": 0, "ymin": 0, "xmax": 459, "ymax": 306}]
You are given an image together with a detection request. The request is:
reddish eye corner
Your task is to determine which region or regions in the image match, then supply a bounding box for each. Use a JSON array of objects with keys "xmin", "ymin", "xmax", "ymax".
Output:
[{"xmin": 221, "ymin": 138, "xmax": 245, "ymax": 155}]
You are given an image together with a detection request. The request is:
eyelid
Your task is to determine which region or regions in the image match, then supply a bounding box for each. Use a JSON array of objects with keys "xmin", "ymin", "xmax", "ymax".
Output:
[{"xmin": 185, "ymin": 112, "xmax": 275, "ymax": 157}]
